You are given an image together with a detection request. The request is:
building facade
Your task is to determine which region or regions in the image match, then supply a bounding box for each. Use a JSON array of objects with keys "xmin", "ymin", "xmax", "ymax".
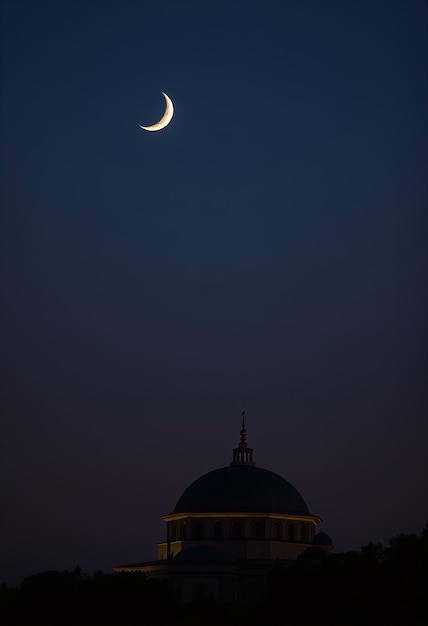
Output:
[{"xmin": 114, "ymin": 413, "xmax": 333, "ymax": 603}]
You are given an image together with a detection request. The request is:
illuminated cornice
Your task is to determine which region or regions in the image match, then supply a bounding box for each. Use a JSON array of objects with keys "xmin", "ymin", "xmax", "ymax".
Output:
[{"xmin": 161, "ymin": 511, "xmax": 321, "ymax": 524}]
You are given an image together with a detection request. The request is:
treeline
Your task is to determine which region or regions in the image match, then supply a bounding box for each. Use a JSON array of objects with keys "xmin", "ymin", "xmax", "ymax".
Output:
[
  {"xmin": 1, "ymin": 525, "xmax": 427, "ymax": 625},
  {"xmin": 263, "ymin": 524, "xmax": 428, "ymax": 624},
  {"xmin": 0, "ymin": 568, "xmax": 173, "ymax": 624}
]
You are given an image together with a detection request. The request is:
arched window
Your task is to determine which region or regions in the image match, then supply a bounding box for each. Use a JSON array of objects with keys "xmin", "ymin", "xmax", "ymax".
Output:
[
  {"xmin": 272, "ymin": 522, "xmax": 281, "ymax": 540},
  {"xmin": 171, "ymin": 523, "xmax": 177, "ymax": 542},
  {"xmin": 194, "ymin": 520, "xmax": 204, "ymax": 539},
  {"xmin": 252, "ymin": 521, "xmax": 263, "ymax": 538},
  {"xmin": 288, "ymin": 523, "xmax": 295, "ymax": 542},
  {"xmin": 232, "ymin": 522, "xmax": 243, "ymax": 539},
  {"xmin": 213, "ymin": 521, "xmax": 223, "ymax": 538},
  {"xmin": 300, "ymin": 524, "xmax": 308, "ymax": 542}
]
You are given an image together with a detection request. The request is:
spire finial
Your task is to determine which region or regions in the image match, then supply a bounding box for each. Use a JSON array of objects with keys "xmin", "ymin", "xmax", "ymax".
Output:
[
  {"xmin": 240, "ymin": 407, "xmax": 247, "ymax": 447},
  {"xmin": 230, "ymin": 408, "xmax": 255, "ymax": 466}
]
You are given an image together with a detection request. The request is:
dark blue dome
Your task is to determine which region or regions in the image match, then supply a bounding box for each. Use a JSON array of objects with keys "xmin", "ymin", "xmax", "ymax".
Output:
[{"xmin": 172, "ymin": 464, "xmax": 311, "ymax": 515}]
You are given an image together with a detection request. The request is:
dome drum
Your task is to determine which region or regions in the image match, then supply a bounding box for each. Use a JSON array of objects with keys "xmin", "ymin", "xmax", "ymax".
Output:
[{"xmin": 163, "ymin": 514, "xmax": 318, "ymax": 544}]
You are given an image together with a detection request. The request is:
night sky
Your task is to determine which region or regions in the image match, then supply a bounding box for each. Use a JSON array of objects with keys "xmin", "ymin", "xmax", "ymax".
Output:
[{"xmin": 1, "ymin": 0, "xmax": 427, "ymax": 587}]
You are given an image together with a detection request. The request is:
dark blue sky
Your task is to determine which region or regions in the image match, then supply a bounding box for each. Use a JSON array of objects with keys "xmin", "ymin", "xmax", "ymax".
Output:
[{"xmin": 1, "ymin": 0, "xmax": 427, "ymax": 586}]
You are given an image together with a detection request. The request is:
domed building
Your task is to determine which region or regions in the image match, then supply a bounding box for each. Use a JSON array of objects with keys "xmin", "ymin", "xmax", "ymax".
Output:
[{"xmin": 114, "ymin": 413, "xmax": 333, "ymax": 603}]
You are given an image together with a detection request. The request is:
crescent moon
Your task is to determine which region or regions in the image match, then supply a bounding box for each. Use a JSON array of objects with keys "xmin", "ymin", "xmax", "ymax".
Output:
[{"xmin": 139, "ymin": 92, "xmax": 174, "ymax": 131}]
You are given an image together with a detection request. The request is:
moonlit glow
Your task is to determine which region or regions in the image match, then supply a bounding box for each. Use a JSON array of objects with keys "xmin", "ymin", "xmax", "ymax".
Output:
[{"xmin": 139, "ymin": 92, "xmax": 174, "ymax": 131}]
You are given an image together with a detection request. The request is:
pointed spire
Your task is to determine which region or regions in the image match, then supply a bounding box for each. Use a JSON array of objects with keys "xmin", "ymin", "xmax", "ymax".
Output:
[
  {"xmin": 239, "ymin": 407, "xmax": 247, "ymax": 447},
  {"xmin": 230, "ymin": 408, "xmax": 255, "ymax": 466}
]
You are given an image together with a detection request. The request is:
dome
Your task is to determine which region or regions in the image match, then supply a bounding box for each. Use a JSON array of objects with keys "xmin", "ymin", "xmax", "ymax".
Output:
[
  {"xmin": 172, "ymin": 464, "xmax": 311, "ymax": 515},
  {"xmin": 312, "ymin": 531, "xmax": 333, "ymax": 546}
]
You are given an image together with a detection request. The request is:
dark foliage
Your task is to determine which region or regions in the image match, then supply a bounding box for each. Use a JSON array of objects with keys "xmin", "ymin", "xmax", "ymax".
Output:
[
  {"xmin": 1, "ymin": 524, "xmax": 427, "ymax": 625},
  {"xmin": 1, "ymin": 568, "xmax": 175, "ymax": 624},
  {"xmin": 262, "ymin": 523, "xmax": 428, "ymax": 624}
]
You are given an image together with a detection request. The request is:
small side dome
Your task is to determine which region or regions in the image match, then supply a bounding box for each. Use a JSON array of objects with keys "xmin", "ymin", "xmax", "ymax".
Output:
[
  {"xmin": 174, "ymin": 545, "xmax": 236, "ymax": 564},
  {"xmin": 312, "ymin": 531, "xmax": 333, "ymax": 546}
]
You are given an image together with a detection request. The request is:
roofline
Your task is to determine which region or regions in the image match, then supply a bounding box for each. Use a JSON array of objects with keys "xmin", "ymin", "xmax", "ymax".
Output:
[{"xmin": 161, "ymin": 511, "xmax": 321, "ymax": 523}]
